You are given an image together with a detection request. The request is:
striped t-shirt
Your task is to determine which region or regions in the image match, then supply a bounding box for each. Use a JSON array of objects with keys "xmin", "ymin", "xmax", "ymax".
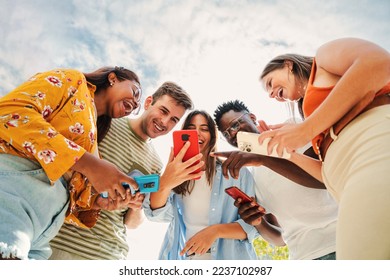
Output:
[{"xmin": 50, "ymin": 117, "xmax": 163, "ymax": 259}]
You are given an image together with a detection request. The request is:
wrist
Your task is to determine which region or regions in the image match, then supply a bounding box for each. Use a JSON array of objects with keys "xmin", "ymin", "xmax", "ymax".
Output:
[
  {"xmin": 159, "ymin": 174, "xmax": 177, "ymax": 192},
  {"xmin": 71, "ymin": 151, "xmax": 94, "ymax": 176},
  {"xmin": 301, "ymin": 118, "xmax": 317, "ymax": 140},
  {"xmin": 209, "ymin": 224, "xmax": 221, "ymax": 238}
]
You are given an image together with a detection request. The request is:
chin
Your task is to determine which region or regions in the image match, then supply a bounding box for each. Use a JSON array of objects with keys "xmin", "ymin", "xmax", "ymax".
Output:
[{"xmin": 148, "ymin": 128, "xmax": 165, "ymax": 139}]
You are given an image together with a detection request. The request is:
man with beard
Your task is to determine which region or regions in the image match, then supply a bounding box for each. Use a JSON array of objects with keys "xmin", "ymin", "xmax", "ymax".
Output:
[{"xmin": 50, "ymin": 82, "xmax": 202, "ymax": 259}]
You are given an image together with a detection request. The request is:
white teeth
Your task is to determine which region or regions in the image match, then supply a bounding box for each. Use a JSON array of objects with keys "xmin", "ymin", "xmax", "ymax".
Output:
[
  {"xmin": 278, "ymin": 88, "xmax": 283, "ymax": 98},
  {"xmin": 123, "ymin": 100, "xmax": 133, "ymax": 114},
  {"xmin": 154, "ymin": 122, "xmax": 163, "ymax": 132}
]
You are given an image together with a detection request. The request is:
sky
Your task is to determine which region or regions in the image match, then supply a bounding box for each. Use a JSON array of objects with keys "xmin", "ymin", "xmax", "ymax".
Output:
[{"xmin": 1, "ymin": 0, "xmax": 389, "ymax": 260}]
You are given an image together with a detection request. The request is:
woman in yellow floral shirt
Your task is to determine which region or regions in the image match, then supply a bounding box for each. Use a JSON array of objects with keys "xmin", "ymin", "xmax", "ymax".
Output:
[{"xmin": 0, "ymin": 66, "xmax": 142, "ymax": 259}]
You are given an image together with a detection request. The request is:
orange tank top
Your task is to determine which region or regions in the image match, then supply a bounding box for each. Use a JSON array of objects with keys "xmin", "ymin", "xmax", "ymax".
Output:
[{"xmin": 303, "ymin": 59, "xmax": 390, "ymax": 155}]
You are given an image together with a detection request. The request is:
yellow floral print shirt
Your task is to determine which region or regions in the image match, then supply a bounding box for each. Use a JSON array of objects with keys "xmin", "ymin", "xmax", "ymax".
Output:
[{"xmin": 0, "ymin": 69, "xmax": 99, "ymax": 228}]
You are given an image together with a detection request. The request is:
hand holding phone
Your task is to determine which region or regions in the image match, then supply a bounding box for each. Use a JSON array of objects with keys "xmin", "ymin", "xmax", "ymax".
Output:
[
  {"xmin": 173, "ymin": 129, "xmax": 201, "ymax": 177},
  {"xmin": 237, "ymin": 131, "xmax": 291, "ymax": 159},
  {"xmin": 125, "ymin": 169, "xmax": 160, "ymax": 194},
  {"xmin": 101, "ymin": 170, "xmax": 160, "ymax": 197},
  {"xmin": 225, "ymin": 186, "xmax": 266, "ymax": 214},
  {"xmin": 225, "ymin": 186, "xmax": 253, "ymax": 204}
]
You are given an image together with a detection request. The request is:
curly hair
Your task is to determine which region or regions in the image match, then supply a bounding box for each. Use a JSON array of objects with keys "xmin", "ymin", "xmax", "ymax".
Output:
[
  {"xmin": 83, "ymin": 66, "xmax": 140, "ymax": 143},
  {"xmin": 213, "ymin": 99, "xmax": 250, "ymax": 128}
]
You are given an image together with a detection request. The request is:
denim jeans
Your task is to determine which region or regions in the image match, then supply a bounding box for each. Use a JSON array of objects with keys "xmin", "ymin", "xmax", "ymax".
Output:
[{"xmin": 0, "ymin": 154, "xmax": 69, "ymax": 259}]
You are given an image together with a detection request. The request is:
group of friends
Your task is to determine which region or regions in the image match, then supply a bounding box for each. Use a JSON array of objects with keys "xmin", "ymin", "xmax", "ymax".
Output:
[{"xmin": 0, "ymin": 37, "xmax": 389, "ymax": 260}]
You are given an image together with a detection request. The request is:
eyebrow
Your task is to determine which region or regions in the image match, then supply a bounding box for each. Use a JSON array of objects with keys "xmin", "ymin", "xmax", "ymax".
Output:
[{"xmin": 189, "ymin": 124, "xmax": 208, "ymax": 127}]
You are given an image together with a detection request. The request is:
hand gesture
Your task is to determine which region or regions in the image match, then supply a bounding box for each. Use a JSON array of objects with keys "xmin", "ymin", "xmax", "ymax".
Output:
[
  {"xmin": 160, "ymin": 142, "xmax": 204, "ymax": 191},
  {"xmin": 72, "ymin": 153, "xmax": 139, "ymax": 200},
  {"xmin": 257, "ymin": 120, "xmax": 285, "ymax": 132},
  {"xmin": 234, "ymin": 198, "xmax": 266, "ymax": 226},
  {"xmin": 211, "ymin": 150, "xmax": 264, "ymax": 179},
  {"xmin": 180, "ymin": 226, "xmax": 217, "ymax": 257},
  {"xmin": 258, "ymin": 122, "xmax": 310, "ymax": 158},
  {"xmin": 93, "ymin": 189, "xmax": 144, "ymax": 211}
]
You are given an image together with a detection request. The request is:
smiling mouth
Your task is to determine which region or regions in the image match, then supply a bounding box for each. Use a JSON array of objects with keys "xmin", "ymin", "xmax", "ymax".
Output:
[
  {"xmin": 277, "ymin": 88, "xmax": 283, "ymax": 99},
  {"xmin": 153, "ymin": 121, "xmax": 165, "ymax": 132},
  {"xmin": 123, "ymin": 100, "xmax": 134, "ymax": 115}
]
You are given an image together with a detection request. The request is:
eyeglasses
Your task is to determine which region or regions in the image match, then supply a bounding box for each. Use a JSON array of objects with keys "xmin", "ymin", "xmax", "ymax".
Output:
[
  {"xmin": 133, "ymin": 83, "xmax": 142, "ymax": 103},
  {"xmin": 222, "ymin": 112, "xmax": 248, "ymax": 139},
  {"xmin": 131, "ymin": 83, "xmax": 142, "ymax": 115}
]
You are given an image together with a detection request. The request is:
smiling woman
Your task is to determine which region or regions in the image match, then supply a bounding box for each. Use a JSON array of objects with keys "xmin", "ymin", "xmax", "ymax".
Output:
[
  {"xmin": 144, "ymin": 110, "xmax": 259, "ymax": 260},
  {"xmin": 84, "ymin": 66, "xmax": 142, "ymax": 142},
  {"xmin": 0, "ymin": 66, "xmax": 142, "ymax": 260}
]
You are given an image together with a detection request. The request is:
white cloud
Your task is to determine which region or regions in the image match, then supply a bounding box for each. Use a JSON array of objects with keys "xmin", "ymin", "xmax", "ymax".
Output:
[{"xmin": 1, "ymin": 0, "xmax": 389, "ymax": 260}]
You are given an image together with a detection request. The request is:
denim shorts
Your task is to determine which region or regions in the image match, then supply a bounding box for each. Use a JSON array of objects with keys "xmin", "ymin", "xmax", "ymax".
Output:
[{"xmin": 0, "ymin": 154, "xmax": 69, "ymax": 259}]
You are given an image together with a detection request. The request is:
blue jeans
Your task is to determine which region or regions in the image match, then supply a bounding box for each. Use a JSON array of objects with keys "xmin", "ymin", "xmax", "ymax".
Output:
[{"xmin": 0, "ymin": 154, "xmax": 69, "ymax": 259}]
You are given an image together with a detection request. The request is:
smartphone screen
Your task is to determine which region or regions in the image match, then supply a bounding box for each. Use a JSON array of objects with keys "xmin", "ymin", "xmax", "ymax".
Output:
[
  {"xmin": 173, "ymin": 129, "xmax": 201, "ymax": 176},
  {"xmin": 225, "ymin": 186, "xmax": 253, "ymax": 203}
]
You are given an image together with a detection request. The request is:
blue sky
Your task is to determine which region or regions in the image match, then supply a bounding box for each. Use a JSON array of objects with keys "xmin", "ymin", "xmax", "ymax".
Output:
[
  {"xmin": 1, "ymin": 0, "xmax": 389, "ymax": 259},
  {"xmin": 2, "ymin": 0, "xmax": 389, "ymax": 163}
]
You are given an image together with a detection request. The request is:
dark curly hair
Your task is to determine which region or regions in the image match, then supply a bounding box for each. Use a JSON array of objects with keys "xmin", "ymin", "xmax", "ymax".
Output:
[
  {"xmin": 213, "ymin": 99, "xmax": 250, "ymax": 129},
  {"xmin": 83, "ymin": 66, "xmax": 140, "ymax": 143}
]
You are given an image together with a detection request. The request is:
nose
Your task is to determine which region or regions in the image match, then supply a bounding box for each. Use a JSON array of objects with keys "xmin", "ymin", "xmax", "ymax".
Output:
[
  {"xmin": 229, "ymin": 129, "xmax": 239, "ymax": 140},
  {"xmin": 160, "ymin": 115, "xmax": 171, "ymax": 126}
]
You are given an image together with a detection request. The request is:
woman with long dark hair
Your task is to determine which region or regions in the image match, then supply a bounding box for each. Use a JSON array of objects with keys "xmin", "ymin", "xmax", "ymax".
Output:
[
  {"xmin": 0, "ymin": 66, "xmax": 141, "ymax": 259},
  {"xmin": 144, "ymin": 110, "xmax": 258, "ymax": 260}
]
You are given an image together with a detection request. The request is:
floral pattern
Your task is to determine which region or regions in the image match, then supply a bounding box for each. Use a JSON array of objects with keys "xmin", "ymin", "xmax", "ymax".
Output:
[{"xmin": 0, "ymin": 68, "xmax": 99, "ymax": 228}]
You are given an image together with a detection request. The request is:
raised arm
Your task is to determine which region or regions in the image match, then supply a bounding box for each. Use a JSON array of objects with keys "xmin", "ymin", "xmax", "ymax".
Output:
[
  {"xmin": 149, "ymin": 143, "xmax": 204, "ymax": 210},
  {"xmin": 212, "ymin": 150, "xmax": 325, "ymax": 189}
]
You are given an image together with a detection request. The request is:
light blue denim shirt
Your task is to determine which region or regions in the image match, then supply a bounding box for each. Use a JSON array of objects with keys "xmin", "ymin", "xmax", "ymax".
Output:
[{"xmin": 143, "ymin": 163, "xmax": 259, "ymax": 260}]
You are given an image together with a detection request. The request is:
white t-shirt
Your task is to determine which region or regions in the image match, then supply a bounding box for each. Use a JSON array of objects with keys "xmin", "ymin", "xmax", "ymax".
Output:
[
  {"xmin": 252, "ymin": 151, "xmax": 338, "ymax": 260},
  {"xmin": 182, "ymin": 174, "xmax": 212, "ymax": 241}
]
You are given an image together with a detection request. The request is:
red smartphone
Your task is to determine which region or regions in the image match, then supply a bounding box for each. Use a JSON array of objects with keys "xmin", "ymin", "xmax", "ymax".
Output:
[
  {"xmin": 173, "ymin": 129, "xmax": 201, "ymax": 177},
  {"xmin": 225, "ymin": 186, "xmax": 253, "ymax": 204}
]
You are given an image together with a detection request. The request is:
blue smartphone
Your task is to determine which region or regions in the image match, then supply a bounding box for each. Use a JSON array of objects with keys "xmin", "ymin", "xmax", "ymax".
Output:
[
  {"xmin": 100, "ymin": 170, "xmax": 160, "ymax": 197},
  {"xmin": 123, "ymin": 169, "xmax": 160, "ymax": 194}
]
